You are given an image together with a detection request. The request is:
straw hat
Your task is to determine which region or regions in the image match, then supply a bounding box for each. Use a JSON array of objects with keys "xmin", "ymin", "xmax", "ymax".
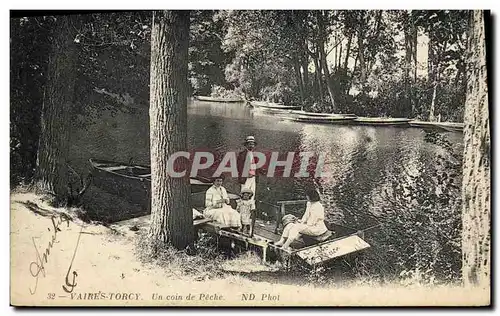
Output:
[
  {"xmin": 240, "ymin": 187, "xmax": 254, "ymax": 197},
  {"xmin": 244, "ymin": 135, "xmax": 256, "ymax": 144},
  {"xmin": 281, "ymin": 214, "xmax": 298, "ymax": 228}
]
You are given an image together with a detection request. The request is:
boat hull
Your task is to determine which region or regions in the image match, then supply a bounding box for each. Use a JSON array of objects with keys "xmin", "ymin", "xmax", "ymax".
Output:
[
  {"xmin": 90, "ymin": 159, "xmax": 213, "ymax": 210},
  {"xmin": 409, "ymin": 120, "xmax": 464, "ymax": 132},
  {"xmin": 194, "ymin": 96, "xmax": 244, "ymax": 103},
  {"xmin": 250, "ymin": 101, "xmax": 302, "ymax": 111}
]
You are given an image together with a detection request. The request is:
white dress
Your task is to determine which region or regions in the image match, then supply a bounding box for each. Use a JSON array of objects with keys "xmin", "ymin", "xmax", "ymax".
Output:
[
  {"xmin": 204, "ymin": 185, "xmax": 241, "ymax": 228},
  {"xmin": 298, "ymin": 201, "xmax": 328, "ymax": 236},
  {"xmin": 282, "ymin": 201, "xmax": 328, "ymax": 240}
]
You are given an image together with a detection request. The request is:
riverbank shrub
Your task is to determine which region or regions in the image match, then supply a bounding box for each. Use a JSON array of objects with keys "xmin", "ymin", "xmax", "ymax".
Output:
[{"xmin": 209, "ymin": 85, "xmax": 244, "ymax": 99}]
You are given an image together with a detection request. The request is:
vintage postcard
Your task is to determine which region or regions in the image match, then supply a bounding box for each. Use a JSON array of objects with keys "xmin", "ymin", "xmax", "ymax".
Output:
[{"xmin": 10, "ymin": 9, "xmax": 490, "ymax": 307}]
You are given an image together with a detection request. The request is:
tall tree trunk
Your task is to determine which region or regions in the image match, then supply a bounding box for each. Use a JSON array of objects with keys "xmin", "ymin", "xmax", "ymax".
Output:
[
  {"xmin": 462, "ymin": 10, "xmax": 490, "ymax": 289},
  {"xmin": 149, "ymin": 10, "xmax": 193, "ymax": 250},
  {"xmin": 293, "ymin": 55, "xmax": 304, "ymax": 103},
  {"xmin": 312, "ymin": 56, "xmax": 323, "ymax": 103},
  {"xmin": 412, "ymin": 17, "xmax": 418, "ymax": 83},
  {"xmin": 429, "ymin": 70, "xmax": 438, "ymax": 122},
  {"xmin": 343, "ymin": 33, "xmax": 352, "ymax": 70},
  {"xmin": 346, "ymin": 53, "xmax": 359, "ymax": 95},
  {"xmin": 403, "ymin": 10, "xmax": 415, "ymax": 117},
  {"xmin": 317, "ymin": 11, "xmax": 336, "ymax": 112},
  {"xmin": 337, "ymin": 42, "xmax": 343, "ymax": 70},
  {"xmin": 404, "ymin": 30, "xmax": 411, "ymax": 116},
  {"xmin": 319, "ymin": 46, "xmax": 336, "ymax": 112},
  {"xmin": 357, "ymin": 28, "xmax": 367, "ymax": 91},
  {"xmin": 35, "ymin": 15, "xmax": 78, "ymax": 204},
  {"xmin": 301, "ymin": 50, "xmax": 309, "ymax": 98}
]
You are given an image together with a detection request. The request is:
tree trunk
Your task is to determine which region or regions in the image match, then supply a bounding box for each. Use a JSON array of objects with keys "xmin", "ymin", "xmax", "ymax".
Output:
[
  {"xmin": 429, "ymin": 60, "xmax": 440, "ymax": 121},
  {"xmin": 293, "ymin": 55, "xmax": 304, "ymax": 103},
  {"xmin": 412, "ymin": 17, "xmax": 418, "ymax": 83},
  {"xmin": 337, "ymin": 42, "xmax": 343, "ymax": 70},
  {"xmin": 357, "ymin": 28, "xmax": 367, "ymax": 90},
  {"xmin": 319, "ymin": 46, "xmax": 336, "ymax": 112},
  {"xmin": 344, "ymin": 33, "xmax": 352, "ymax": 70},
  {"xmin": 403, "ymin": 10, "xmax": 415, "ymax": 117},
  {"xmin": 301, "ymin": 50, "xmax": 309, "ymax": 98},
  {"xmin": 312, "ymin": 56, "xmax": 323, "ymax": 103},
  {"xmin": 346, "ymin": 53, "xmax": 359, "ymax": 95},
  {"xmin": 404, "ymin": 29, "xmax": 411, "ymax": 116},
  {"xmin": 35, "ymin": 15, "xmax": 78, "ymax": 204},
  {"xmin": 462, "ymin": 10, "xmax": 490, "ymax": 289},
  {"xmin": 149, "ymin": 10, "xmax": 193, "ymax": 250},
  {"xmin": 317, "ymin": 11, "xmax": 336, "ymax": 112}
]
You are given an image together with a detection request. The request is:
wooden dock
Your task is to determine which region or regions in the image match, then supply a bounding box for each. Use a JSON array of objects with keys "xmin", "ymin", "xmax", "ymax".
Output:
[{"xmin": 112, "ymin": 200, "xmax": 373, "ymax": 267}]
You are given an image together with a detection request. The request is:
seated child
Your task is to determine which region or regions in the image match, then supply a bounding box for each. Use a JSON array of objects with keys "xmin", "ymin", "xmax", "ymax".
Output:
[{"xmin": 236, "ymin": 188, "xmax": 256, "ymax": 235}]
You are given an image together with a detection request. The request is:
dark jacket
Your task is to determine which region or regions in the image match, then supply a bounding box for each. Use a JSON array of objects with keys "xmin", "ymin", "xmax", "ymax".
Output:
[{"xmin": 236, "ymin": 149, "xmax": 269, "ymax": 184}]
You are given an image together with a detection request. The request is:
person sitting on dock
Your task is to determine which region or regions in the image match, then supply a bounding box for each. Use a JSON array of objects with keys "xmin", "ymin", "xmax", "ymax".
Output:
[
  {"xmin": 204, "ymin": 175, "xmax": 241, "ymax": 229},
  {"xmin": 274, "ymin": 188, "xmax": 328, "ymax": 251},
  {"xmin": 236, "ymin": 188, "xmax": 256, "ymax": 236}
]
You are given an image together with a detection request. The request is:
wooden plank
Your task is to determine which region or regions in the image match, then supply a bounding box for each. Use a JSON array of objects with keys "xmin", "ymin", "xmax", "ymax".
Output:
[
  {"xmin": 295, "ymin": 235, "xmax": 370, "ymax": 266},
  {"xmin": 253, "ymin": 225, "xmax": 281, "ymax": 242},
  {"xmin": 193, "ymin": 218, "xmax": 212, "ymax": 226},
  {"xmin": 219, "ymin": 229, "xmax": 269, "ymax": 247},
  {"xmin": 276, "ymin": 200, "xmax": 308, "ymax": 206}
]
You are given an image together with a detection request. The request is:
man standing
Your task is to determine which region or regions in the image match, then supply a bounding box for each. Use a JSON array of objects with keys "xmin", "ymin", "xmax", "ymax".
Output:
[{"xmin": 237, "ymin": 136, "xmax": 259, "ymax": 201}]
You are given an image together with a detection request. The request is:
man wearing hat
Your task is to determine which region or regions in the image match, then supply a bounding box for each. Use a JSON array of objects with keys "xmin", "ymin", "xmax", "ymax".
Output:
[{"xmin": 236, "ymin": 135, "xmax": 259, "ymax": 201}]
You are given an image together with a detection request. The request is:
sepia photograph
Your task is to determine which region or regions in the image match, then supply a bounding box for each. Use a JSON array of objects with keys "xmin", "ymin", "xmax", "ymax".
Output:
[{"xmin": 9, "ymin": 8, "xmax": 490, "ymax": 307}]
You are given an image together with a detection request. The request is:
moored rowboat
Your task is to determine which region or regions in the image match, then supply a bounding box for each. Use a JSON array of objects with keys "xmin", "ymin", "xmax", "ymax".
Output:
[
  {"xmin": 288, "ymin": 110, "xmax": 357, "ymax": 118},
  {"xmin": 282, "ymin": 115, "xmax": 356, "ymax": 124},
  {"xmin": 409, "ymin": 120, "xmax": 464, "ymax": 132},
  {"xmin": 353, "ymin": 117, "xmax": 411, "ymax": 126},
  {"xmin": 90, "ymin": 158, "xmax": 218, "ymax": 211},
  {"xmin": 250, "ymin": 101, "xmax": 303, "ymax": 111},
  {"xmin": 194, "ymin": 96, "xmax": 245, "ymax": 103}
]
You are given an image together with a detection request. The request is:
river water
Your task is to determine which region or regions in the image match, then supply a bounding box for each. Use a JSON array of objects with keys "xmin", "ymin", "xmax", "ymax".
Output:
[
  {"xmin": 186, "ymin": 101, "xmax": 463, "ymax": 229},
  {"xmin": 72, "ymin": 99, "xmax": 463, "ymax": 228}
]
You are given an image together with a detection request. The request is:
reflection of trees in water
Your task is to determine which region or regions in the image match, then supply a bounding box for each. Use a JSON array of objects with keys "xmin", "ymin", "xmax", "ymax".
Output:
[
  {"xmin": 297, "ymin": 126, "xmax": 435, "ymax": 230},
  {"xmin": 188, "ymin": 100, "xmax": 253, "ymax": 120},
  {"xmin": 298, "ymin": 125, "xmax": 363, "ymax": 225},
  {"xmin": 327, "ymin": 128, "xmax": 388, "ymax": 228},
  {"xmin": 369, "ymin": 129, "xmax": 426, "ymax": 219}
]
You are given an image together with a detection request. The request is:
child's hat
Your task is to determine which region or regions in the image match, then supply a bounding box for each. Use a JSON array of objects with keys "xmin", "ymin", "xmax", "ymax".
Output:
[
  {"xmin": 282, "ymin": 214, "xmax": 298, "ymax": 227},
  {"xmin": 240, "ymin": 187, "xmax": 254, "ymax": 197}
]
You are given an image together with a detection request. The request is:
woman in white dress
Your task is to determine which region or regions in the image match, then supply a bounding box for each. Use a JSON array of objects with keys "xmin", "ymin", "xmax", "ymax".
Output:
[
  {"xmin": 275, "ymin": 188, "xmax": 328, "ymax": 250},
  {"xmin": 204, "ymin": 176, "xmax": 241, "ymax": 228}
]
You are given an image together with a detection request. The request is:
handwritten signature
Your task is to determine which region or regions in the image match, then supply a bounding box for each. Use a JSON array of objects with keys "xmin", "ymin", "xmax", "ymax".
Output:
[{"xmin": 29, "ymin": 214, "xmax": 83, "ymax": 295}]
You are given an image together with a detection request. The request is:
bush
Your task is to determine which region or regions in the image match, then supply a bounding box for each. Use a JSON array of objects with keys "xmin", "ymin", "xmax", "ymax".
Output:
[{"xmin": 210, "ymin": 85, "xmax": 243, "ymax": 99}]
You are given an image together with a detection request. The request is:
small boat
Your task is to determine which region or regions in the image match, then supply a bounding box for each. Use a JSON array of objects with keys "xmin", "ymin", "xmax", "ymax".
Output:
[
  {"xmin": 353, "ymin": 117, "xmax": 411, "ymax": 126},
  {"xmin": 90, "ymin": 158, "xmax": 219, "ymax": 211},
  {"xmin": 435, "ymin": 123, "xmax": 464, "ymax": 133},
  {"xmin": 409, "ymin": 120, "xmax": 463, "ymax": 133},
  {"xmin": 90, "ymin": 158, "xmax": 212, "ymax": 189},
  {"xmin": 250, "ymin": 101, "xmax": 303, "ymax": 111},
  {"xmin": 282, "ymin": 115, "xmax": 356, "ymax": 124},
  {"xmin": 288, "ymin": 110, "xmax": 357, "ymax": 118},
  {"xmin": 194, "ymin": 96, "xmax": 245, "ymax": 103}
]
